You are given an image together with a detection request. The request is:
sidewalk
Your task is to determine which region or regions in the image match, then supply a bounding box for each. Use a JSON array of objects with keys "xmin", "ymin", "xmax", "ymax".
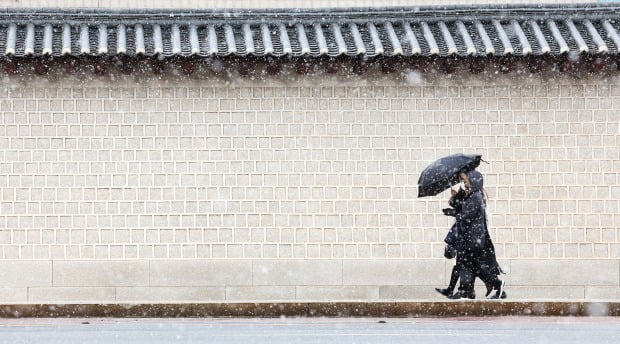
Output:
[
  {"xmin": 1, "ymin": 316, "xmax": 619, "ymax": 344},
  {"xmin": 1, "ymin": 301, "xmax": 618, "ymax": 318}
]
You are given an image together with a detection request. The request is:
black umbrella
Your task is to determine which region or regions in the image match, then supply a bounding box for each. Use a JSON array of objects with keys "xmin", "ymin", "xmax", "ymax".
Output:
[{"xmin": 417, "ymin": 153, "xmax": 483, "ymax": 197}]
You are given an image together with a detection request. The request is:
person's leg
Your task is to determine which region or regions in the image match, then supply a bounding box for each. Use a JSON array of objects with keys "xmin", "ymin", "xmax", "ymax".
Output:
[
  {"xmin": 448, "ymin": 249, "xmax": 476, "ymax": 299},
  {"xmin": 477, "ymin": 265, "xmax": 506, "ymax": 299},
  {"xmin": 476, "ymin": 270, "xmax": 497, "ymax": 297},
  {"xmin": 435, "ymin": 264, "xmax": 460, "ymax": 297},
  {"xmin": 487, "ymin": 278, "xmax": 506, "ymax": 299},
  {"xmin": 448, "ymin": 264, "xmax": 460, "ymax": 291},
  {"xmin": 459, "ymin": 267, "xmax": 476, "ymax": 298},
  {"xmin": 471, "ymin": 270, "xmax": 492, "ymax": 297}
]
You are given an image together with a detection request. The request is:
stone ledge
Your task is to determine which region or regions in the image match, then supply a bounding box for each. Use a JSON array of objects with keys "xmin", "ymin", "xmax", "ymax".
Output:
[{"xmin": 1, "ymin": 302, "xmax": 618, "ymax": 318}]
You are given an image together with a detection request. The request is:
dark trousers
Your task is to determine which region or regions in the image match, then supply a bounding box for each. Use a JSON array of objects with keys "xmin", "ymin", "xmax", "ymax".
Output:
[
  {"xmin": 456, "ymin": 248, "xmax": 476, "ymax": 295},
  {"xmin": 447, "ymin": 265, "xmax": 460, "ymax": 292},
  {"xmin": 457, "ymin": 247, "xmax": 502, "ymax": 295},
  {"xmin": 477, "ymin": 263, "xmax": 502, "ymax": 290}
]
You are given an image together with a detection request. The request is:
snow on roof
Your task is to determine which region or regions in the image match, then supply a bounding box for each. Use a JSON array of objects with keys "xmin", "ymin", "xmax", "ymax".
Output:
[{"xmin": 0, "ymin": 4, "xmax": 619, "ymax": 58}]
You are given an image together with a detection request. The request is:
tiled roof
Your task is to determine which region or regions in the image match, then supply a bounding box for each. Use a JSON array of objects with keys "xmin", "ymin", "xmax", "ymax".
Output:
[{"xmin": 1, "ymin": 4, "xmax": 619, "ymax": 58}]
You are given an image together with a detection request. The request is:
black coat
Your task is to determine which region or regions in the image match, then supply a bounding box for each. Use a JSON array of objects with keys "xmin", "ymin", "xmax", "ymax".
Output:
[
  {"xmin": 479, "ymin": 229, "xmax": 502, "ymax": 276},
  {"xmin": 446, "ymin": 171, "xmax": 503, "ymax": 281},
  {"xmin": 462, "ymin": 170, "xmax": 502, "ymax": 276},
  {"xmin": 455, "ymin": 191, "xmax": 487, "ymax": 250},
  {"xmin": 444, "ymin": 189, "xmax": 466, "ymax": 247}
]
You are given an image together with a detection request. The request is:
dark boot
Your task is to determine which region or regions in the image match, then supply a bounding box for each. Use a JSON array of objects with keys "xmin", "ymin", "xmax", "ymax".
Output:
[
  {"xmin": 448, "ymin": 265, "xmax": 460, "ymax": 291},
  {"xmin": 447, "ymin": 290, "xmax": 475, "ymax": 300},
  {"xmin": 453, "ymin": 266, "xmax": 476, "ymax": 300},
  {"xmin": 435, "ymin": 288, "xmax": 453, "ymax": 297},
  {"xmin": 436, "ymin": 265, "xmax": 461, "ymax": 298},
  {"xmin": 484, "ymin": 281, "xmax": 493, "ymax": 297},
  {"xmin": 489, "ymin": 291, "xmax": 507, "ymax": 299},
  {"xmin": 488, "ymin": 280, "xmax": 506, "ymax": 299}
]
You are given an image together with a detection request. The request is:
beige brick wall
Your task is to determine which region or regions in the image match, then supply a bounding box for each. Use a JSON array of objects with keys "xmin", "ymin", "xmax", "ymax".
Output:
[
  {"xmin": 0, "ymin": 0, "xmax": 598, "ymax": 8},
  {"xmin": 0, "ymin": 65, "xmax": 618, "ymax": 302}
]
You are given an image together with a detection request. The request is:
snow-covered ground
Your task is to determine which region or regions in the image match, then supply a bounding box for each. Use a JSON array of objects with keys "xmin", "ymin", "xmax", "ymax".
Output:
[{"xmin": 0, "ymin": 317, "xmax": 618, "ymax": 343}]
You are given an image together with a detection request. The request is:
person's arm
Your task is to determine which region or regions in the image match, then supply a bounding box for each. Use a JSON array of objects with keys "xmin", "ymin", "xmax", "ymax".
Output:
[
  {"xmin": 443, "ymin": 207, "xmax": 457, "ymax": 216},
  {"xmin": 448, "ymin": 188, "xmax": 457, "ymax": 206},
  {"xmin": 444, "ymin": 188, "xmax": 460, "ymax": 216},
  {"xmin": 449, "ymin": 188, "xmax": 466, "ymax": 209},
  {"xmin": 456, "ymin": 194, "xmax": 482, "ymax": 223}
]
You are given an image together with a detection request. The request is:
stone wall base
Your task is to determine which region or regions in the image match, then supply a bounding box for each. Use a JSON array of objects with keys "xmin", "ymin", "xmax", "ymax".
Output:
[{"xmin": 2, "ymin": 302, "xmax": 618, "ymax": 318}]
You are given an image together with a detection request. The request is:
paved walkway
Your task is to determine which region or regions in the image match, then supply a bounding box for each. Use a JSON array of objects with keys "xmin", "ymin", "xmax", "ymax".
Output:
[{"xmin": 0, "ymin": 317, "xmax": 619, "ymax": 344}]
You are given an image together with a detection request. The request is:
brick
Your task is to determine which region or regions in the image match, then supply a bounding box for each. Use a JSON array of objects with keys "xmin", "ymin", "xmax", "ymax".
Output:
[
  {"xmin": 0, "ymin": 261, "xmax": 52, "ymax": 287},
  {"xmin": 0, "ymin": 288, "xmax": 27, "ymax": 303},
  {"xmin": 53, "ymin": 260, "xmax": 149, "ymax": 287},
  {"xmin": 116, "ymin": 287, "xmax": 225, "ymax": 302},
  {"xmin": 150, "ymin": 260, "xmax": 252, "ymax": 286},
  {"xmin": 29, "ymin": 287, "xmax": 115, "ymax": 303},
  {"xmin": 510, "ymin": 260, "xmax": 619, "ymax": 286},
  {"xmin": 585, "ymin": 287, "xmax": 620, "ymax": 300},
  {"xmin": 504, "ymin": 286, "xmax": 585, "ymax": 300},
  {"xmin": 343, "ymin": 260, "xmax": 445, "ymax": 285},
  {"xmin": 226, "ymin": 286, "xmax": 295, "ymax": 301},
  {"xmin": 379, "ymin": 286, "xmax": 447, "ymax": 300},
  {"xmin": 296, "ymin": 286, "xmax": 379, "ymax": 300},
  {"xmin": 253, "ymin": 260, "xmax": 341, "ymax": 286}
]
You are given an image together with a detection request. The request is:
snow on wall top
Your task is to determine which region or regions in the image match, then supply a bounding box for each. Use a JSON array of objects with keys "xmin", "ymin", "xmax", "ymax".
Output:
[{"xmin": 0, "ymin": 3, "xmax": 618, "ymax": 58}]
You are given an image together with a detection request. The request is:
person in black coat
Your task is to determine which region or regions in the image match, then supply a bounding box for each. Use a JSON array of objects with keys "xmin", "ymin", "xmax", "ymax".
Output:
[
  {"xmin": 445, "ymin": 170, "xmax": 506, "ymax": 300},
  {"xmin": 436, "ymin": 183, "xmax": 493, "ymax": 299},
  {"xmin": 435, "ymin": 186, "xmax": 468, "ymax": 298}
]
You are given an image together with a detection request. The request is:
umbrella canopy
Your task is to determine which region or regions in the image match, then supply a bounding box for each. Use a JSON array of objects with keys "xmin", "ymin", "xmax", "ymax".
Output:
[{"xmin": 417, "ymin": 153, "xmax": 482, "ymax": 197}]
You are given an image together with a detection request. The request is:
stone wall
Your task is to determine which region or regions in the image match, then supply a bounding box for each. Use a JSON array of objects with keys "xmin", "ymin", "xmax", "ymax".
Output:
[{"xmin": 0, "ymin": 63, "xmax": 618, "ymax": 303}]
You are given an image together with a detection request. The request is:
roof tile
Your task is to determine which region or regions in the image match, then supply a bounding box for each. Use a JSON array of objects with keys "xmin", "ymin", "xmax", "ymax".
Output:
[{"xmin": 0, "ymin": 5, "xmax": 619, "ymax": 58}]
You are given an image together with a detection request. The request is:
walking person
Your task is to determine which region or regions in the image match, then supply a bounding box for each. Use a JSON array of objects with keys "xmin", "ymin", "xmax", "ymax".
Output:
[
  {"xmin": 445, "ymin": 170, "xmax": 506, "ymax": 300},
  {"xmin": 435, "ymin": 186, "xmax": 467, "ymax": 298},
  {"xmin": 436, "ymin": 184, "xmax": 494, "ymax": 299},
  {"xmin": 417, "ymin": 154, "xmax": 504, "ymax": 299}
]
